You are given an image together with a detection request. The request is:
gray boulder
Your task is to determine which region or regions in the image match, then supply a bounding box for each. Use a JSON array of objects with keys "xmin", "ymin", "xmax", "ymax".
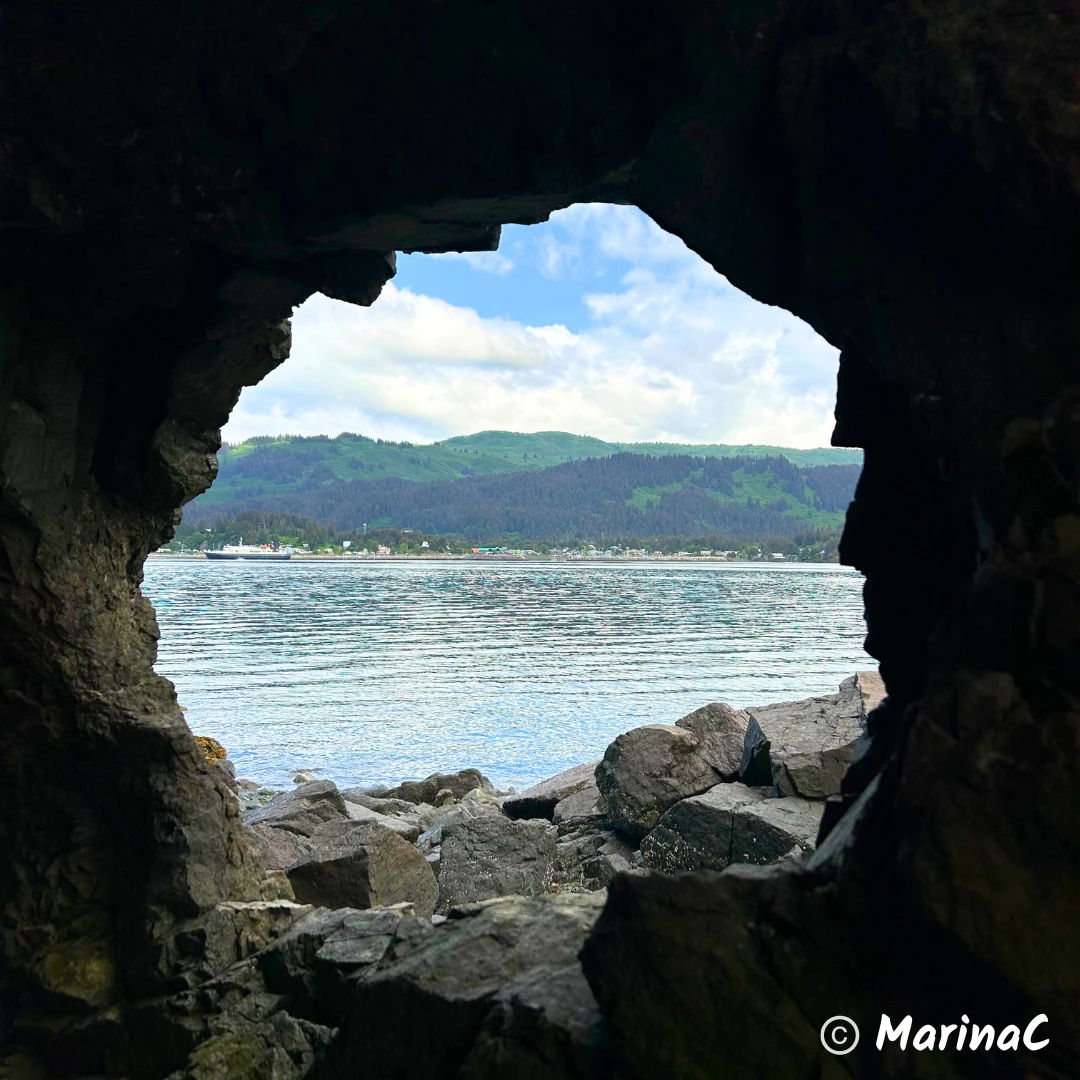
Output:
[
  {"xmin": 416, "ymin": 786, "xmax": 506, "ymax": 854},
  {"xmin": 459, "ymin": 963, "xmax": 606, "ymax": 1080},
  {"xmin": 343, "ymin": 798, "xmax": 421, "ymax": 842},
  {"xmin": 639, "ymin": 783, "xmax": 766, "ymax": 873},
  {"xmin": 323, "ymin": 893, "xmax": 605, "ymax": 1079},
  {"xmin": 594, "ymin": 725, "xmax": 719, "ymax": 839},
  {"xmin": 340, "ymin": 790, "xmax": 418, "ymax": 816},
  {"xmin": 365, "ymin": 768, "xmax": 495, "ymax": 805},
  {"xmin": 437, "ymin": 815, "xmax": 557, "ymax": 912},
  {"xmin": 552, "ymin": 781, "xmax": 605, "ymax": 825},
  {"xmin": 675, "ymin": 702, "xmax": 749, "ymax": 779},
  {"xmin": 554, "ymin": 827, "xmax": 636, "ymax": 891},
  {"xmin": 739, "ymin": 678, "xmax": 867, "ymax": 798},
  {"xmin": 502, "ymin": 762, "xmax": 599, "ymax": 821},
  {"xmin": 286, "ymin": 820, "xmax": 438, "ymax": 918},
  {"xmin": 246, "ymin": 822, "xmax": 312, "ymax": 872},
  {"xmin": 241, "ymin": 779, "xmax": 348, "ymax": 837},
  {"xmin": 730, "ymin": 796, "xmax": 824, "ymax": 865}
]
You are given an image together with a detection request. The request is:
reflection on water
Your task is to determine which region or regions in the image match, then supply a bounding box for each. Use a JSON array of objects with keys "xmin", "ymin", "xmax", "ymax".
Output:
[{"xmin": 144, "ymin": 560, "xmax": 868, "ymax": 790}]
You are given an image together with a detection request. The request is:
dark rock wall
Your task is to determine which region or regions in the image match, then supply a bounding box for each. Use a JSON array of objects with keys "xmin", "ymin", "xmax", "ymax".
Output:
[{"xmin": 1, "ymin": 1, "xmax": 1077, "ymax": 1075}]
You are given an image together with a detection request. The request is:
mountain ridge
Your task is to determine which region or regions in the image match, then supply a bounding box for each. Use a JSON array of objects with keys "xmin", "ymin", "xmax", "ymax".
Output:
[
  {"xmin": 183, "ymin": 449, "xmax": 862, "ymax": 548},
  {"xmin": 193, "ymin": 429, "xmax": 862, "ymax": 513}
]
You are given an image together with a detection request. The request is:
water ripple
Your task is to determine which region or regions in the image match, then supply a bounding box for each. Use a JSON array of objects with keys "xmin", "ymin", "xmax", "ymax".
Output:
[{"xmin": 144, "ymin": 561, "xmax": 869, "ymax": 790}]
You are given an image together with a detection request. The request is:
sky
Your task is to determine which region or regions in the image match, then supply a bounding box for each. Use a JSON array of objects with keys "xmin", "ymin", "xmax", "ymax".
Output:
[{"xmin": 222, "ymin": 204, "xmax": 841, "ymax": 448}]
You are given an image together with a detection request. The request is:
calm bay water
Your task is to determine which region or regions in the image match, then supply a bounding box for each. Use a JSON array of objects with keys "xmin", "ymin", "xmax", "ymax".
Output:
[{"xmin": 144, "ymin": 560, "xmax": 869, "ymax": 791}]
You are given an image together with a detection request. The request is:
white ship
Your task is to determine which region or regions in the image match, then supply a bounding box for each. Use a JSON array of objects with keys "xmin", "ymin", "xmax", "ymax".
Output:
[{"xmin": 205, "ymin": 539, "xmax": 291, "ymax": 561}]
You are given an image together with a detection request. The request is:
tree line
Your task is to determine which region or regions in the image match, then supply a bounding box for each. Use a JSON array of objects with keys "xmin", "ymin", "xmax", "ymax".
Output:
[{"xmin": 183, "ymin": 453, "xmax": 860, "ymax": 545}]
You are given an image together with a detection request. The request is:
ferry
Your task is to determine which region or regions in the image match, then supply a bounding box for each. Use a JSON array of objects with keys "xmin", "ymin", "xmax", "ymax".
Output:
[{"xmin": 205, "ymin": 541, "xmax": 291, "ymax": 561}]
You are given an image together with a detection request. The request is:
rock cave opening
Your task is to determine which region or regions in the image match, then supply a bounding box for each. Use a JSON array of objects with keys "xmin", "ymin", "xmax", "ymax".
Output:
[
  {"xmin": 153, "ymin": 202, "xmax": 862, "ymax": 796},
  {"xmin": 1, "ymin": 2, "xmax": 1077, "ymax": 1077}
]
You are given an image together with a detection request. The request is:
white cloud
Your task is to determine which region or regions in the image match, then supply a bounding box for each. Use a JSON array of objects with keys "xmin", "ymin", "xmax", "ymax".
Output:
[{"xmin": 223, "ymin": 206, "xmax": 840, "ymax": 449}]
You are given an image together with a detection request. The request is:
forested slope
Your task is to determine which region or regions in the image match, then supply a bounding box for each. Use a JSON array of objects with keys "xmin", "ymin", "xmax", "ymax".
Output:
[
  {"xmin": 184, "ymin": 451, "xmax": 861, "ymax": 545},
  {"xmin": 190, "ymin": 430, "xmax": 863, "ymax": 512}
]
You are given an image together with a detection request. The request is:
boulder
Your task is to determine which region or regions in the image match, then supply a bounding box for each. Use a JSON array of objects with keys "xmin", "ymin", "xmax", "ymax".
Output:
[
  {"xmin": 855, "ymin": 669, "xmax": 886, "ymax": 714},
  {"xmin": 246, "ymin": 823, "xmax": 312, "ymax": 872},
  {"xmin": 639, "ymin": 783, "xmax": 766, "ymax": 873},
  {"xmin": 674, "ymin": 703, "xmax": 749, "ymax": 779},
  {"xmin": 340, "ymin": 790, "xmax": 417, "ymax": 816},
  {"xmin": 369, "ymin": 768, "xmax": 495, "ymax": 805},
  {"xmin": 323, "ymin": 894, "xmax": 605, "ymax": 1078},
  {"xmin": 286, "ymin": 821, "xmax": 438, "ymax": 918},
  {"xmin": 458, "ymin": 963, "xmax": 606, "ymax": 1080},
  {"xmin": 594, "ymin": 725, "xmax": 719, "ymax": 839},
  {"xmin": 739, "ymin": 679, "xmax": 866, "ymax": 798},
  {"xmin": 552, "ymin": 781, "xmax": 605, "ymax": 825},
  {"xmin": 217, "ymin": 758, "xmax": 239, "ymax": 792},
  {"xmin": 730, "ymin": 797, "xmax": 824, "ymax": 865},
  {"xmin": 241, "ymin": 780, "xmax": 348, "ymax": 837},
  {"xmin": 502, "ymin": 762, "xmax": 599, "ymax": 821},
  {"xmin": 416, "ymin": 787, "xmax": 506, "ymax": 855},
  {"xmin": 343, "ymin": 799, "xmax": 421, "ymax": 842},
  {"xmin": 553, "ymin": 828, "xmax": 635, "ymax": 891},
  {"xmin": 436, "ymin": 815, "xmax": 557, "ymax": 912}
]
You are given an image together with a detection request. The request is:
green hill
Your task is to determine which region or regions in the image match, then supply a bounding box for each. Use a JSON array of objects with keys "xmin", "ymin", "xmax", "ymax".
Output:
[
  {"xmin": 182, "ymin": 451, "xmax": 862, "ymax": 553},
  {"xmin": 190, "ymin": 430, "xmax": 862, "ymax": 512}
]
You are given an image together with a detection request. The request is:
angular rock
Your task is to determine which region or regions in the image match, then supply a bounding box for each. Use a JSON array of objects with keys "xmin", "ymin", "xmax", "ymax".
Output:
[
  {"xmin": 246, "ymin": 823, "xmax": 312, "ymax": 872},
  {"xmin": 553, "ymin": 828, "xmax": 635, "ymax": 891},
  {"xmin": 216, "ymin": 758, "xmax": 238, "ymax": 793},
  {"xmin": 552, "ymin": 781, "xmax": 605, "ymax": 826},
  {"xmin": 245, "ymin": 825, "xmax": 313, "ymax": 876},
  {"xmin": 241, "ymin": 780, "xmax": 348, "ymax": 837},
  {"xmin": 741, "ymin": 680, "xmax": 867, "ymax": 798},
  {"xmin": 286, "ymin": 821, "xmax": 438, "ymax": 918},
  {"xmin": 437, "ymin": 815, "xmax": 557, "ymax": 912},
  {"xmin": 855, "ymin": 669, "xmax": 886, "ymax": 714},
  {"xmin": 343, "ymin": 799, "xmax": 421, "ymax": 842},
  {"xmin": 340, "ymin": 790, "xmax": 417, "ymax": 816},
  {"xmin": 193, "ymin": 900, "xmax": 314, "ymax": 976},
  {"xmin": 168, "ymin": 1009, "xmax": 332, "ymax": 1080},
  {"xmin": 639, "ymin": 783, "xmax": 766, "ymax": 873},
  {"xmin": 323, "ymin": 894, "xmax": 605, "ymax": 1078},
  {"xmin": 730, "ymin": 797, "xmax": 825, "ymax": 865},
  {"xmin": 594, "ymin": 725, "xmax": 719, "ymax": 839},
  {"xmin": 675, "ymin": 703, "xmax": 749, "ymax": 780},
  {"xmin": 416, "ymin": 787, "xmax": 505, "ymax": 853},
  {"xmin": 459, "ymin": 964, "xmax": 606, "ymax": 1080},
  {"xmin": 502, "ymin": 762, "xmax": 599, "ymax": 821},
  {"xmin": 370, "ymin": 768, "xmax": 495, "ymax": 805},
  {"xmin": 738, "ymin": 714, "xmax": 772, "ymax": 787}
]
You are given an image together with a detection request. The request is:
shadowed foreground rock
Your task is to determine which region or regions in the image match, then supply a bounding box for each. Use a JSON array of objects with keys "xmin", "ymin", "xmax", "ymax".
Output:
[
  {"xmin": 639, "ymin": 783, "xmax": 765, "ymax": 873},
  {"xmin": 319, "ymin": 894, "xmax": 608, "ymax": 1080}
]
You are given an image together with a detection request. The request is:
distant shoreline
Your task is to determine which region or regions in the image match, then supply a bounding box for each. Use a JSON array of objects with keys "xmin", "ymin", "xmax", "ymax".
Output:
[{"xmin": 148, "ymin": 551, "xmax": 848, "ymax": 567}]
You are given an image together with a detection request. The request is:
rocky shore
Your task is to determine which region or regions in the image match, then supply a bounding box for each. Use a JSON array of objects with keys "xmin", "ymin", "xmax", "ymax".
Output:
[{"xmin": 156, "ymin": 673, "xmax": 882, "ymax": 1078}]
